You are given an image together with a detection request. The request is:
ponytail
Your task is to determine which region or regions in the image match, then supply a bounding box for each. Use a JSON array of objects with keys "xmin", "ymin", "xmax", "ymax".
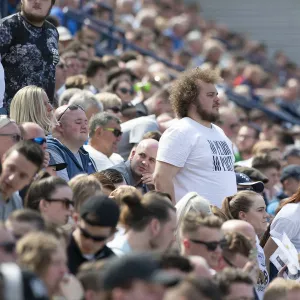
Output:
[
  {"xmin": 211, "ymin": 205, "xmax": 229, "ymax": 222},
  {"xmin": 221, "ymin": 196, "xmax": 235, "ymax": 219},
  {"xmin": 220, "ymin": 191, "xmax": 257, "ymax": 220}
]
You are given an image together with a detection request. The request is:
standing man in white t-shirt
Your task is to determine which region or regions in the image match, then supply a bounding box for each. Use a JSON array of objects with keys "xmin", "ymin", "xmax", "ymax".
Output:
[{"xmin": 154, "ymin": 67, "xmax": 237, "ymax": 206}]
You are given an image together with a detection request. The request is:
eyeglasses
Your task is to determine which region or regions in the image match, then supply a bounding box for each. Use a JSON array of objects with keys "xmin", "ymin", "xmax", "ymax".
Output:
[
  {"xmin": 57, "ymin": 104, "xmax": 85, "ymax": 122},
  {"xmin": 31, "ymin": 137, "xmax": 47, "ymax": 145},
  {"xmin": 189, "ymin": 238, "xmax": 227, "ymax": 251},
  {"xmin": 118, "ymin": 87, "xmax": 134, "ymax": 95},
  {"xmin": 79, "ymin": 226, "xmax": 110, "ymax": 242},
  {"xmin": 0, "ymin": 241, "xmax": 16, "ymax": 253},
  {"xmin": 108, "ymin": 106, "xmax": 121, "ymax": 113},
  {"xmin": 103, "ymin": 128, "xmax": 123, "ymax": 137},
  {"xmin": 0, "ymin": 133, "xmax": 22, "ymax": 142},
  {"xmin": 45, "ymin": 198, "xmax": 74, "ymax": 210}
]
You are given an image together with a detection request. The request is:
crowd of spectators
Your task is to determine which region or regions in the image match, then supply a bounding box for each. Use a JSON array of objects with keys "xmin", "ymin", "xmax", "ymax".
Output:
[{"xmin": 2, "ymin": 0, "xmax": 300, "ymax": 299}]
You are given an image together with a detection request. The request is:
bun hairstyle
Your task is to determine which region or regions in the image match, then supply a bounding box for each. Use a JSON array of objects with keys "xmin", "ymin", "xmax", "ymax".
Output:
[
  {"xmin": 221, "ymin": 190, "xmax": 258, "ymax": 220},
  {"xmin": 120, "ymin": 192, "xmax": 175, "ymax": 231},
  {"xmin": 120, "ymin": 194, "xmax": 150, "ymax": 230}
]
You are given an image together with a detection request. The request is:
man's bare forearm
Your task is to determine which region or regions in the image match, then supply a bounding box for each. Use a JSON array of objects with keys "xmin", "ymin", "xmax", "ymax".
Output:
[{"xmin": 155, "ymin": 178, "xmax": 176, "ymax": 205}]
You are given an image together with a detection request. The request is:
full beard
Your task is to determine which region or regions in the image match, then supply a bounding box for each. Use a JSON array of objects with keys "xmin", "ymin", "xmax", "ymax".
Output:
[
  {"xmin": 21, "ymin": 5, "xmax": 52, "ymax": 24},
  {"xmin": 195, "ymin": 101, "xmax": 219, "ymax": 123}
]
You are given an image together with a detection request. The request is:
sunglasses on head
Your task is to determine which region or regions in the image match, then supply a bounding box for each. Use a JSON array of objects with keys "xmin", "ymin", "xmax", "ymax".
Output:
[
  {"xmin": 103, "ymin": 127, "xmax": 123, "ymax": 137},
  {"xmin": 118, "ymin": 87, "xmax": 134, "ymax": 95},
  {"xmin": 108, "ymin": 106, "xmax": 121, "ymax": 113},
  {"xmin": 45, "ymin": 198, "xmax": 74, "ymax": 210},
  {"xmin": 0, "ymin": 241, "xmax": 16, "ymax": 253},
  {"xmin": 57, "ymin": 104, "xmax": 85, "ymax": 122},
  {"xmin": 79, "ymin": 226, "xmax": 110, "ymax": 242},
  {"xmin": 189, "ymin": 238, "xmax": 227, "ymax": 251},
  {"xmin": 31, "ymin": 137, "xmax": 46, "ymax": 145},
  {"xmin": 0, "ymin": 133, "xmax": 22, "ymax": 142}
]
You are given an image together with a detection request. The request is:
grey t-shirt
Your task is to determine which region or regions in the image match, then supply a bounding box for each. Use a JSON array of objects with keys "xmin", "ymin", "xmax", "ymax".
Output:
[
  {"xmin": 0, "ymin": 192, "xmax": 23, "ymax": 221},
  {"xmin": 117, "ymin": 115, "xmax": 159, "ymax": 159}
]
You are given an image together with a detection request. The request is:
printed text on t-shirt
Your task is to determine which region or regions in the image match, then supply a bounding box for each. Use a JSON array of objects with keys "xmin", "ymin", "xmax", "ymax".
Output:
[{"xmin": 207, "ymin": 140, "xmax": 234, "ymax": 172}]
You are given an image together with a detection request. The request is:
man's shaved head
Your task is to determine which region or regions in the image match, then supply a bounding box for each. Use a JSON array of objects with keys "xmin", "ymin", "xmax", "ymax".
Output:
[
  {"xmin": 222, "ymin": 220, "xmax": 256, "ymax": 247},
  {"xmin": 20, "ymin": 122, "xmax": 45, "ymax": 140}
]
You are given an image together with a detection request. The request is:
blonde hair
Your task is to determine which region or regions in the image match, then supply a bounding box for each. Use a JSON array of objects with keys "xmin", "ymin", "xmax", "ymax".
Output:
[
  {"xmin": 180, "ymin": 212, "xmax": 223, "ymax": 237},
  {"xmin": 264, "ymin": 278, "xmax": 300, "ymax": 300},
  {"xmin": 10, "ymin": 86, "xmax": 55, "ymax": 134},
  {"xmin": 69, "ymin": 174, "xmax": 102, "ymax": 212},
  {"xmin": 252, "ymin": 141, "xmax": 278, "ymax": 156},
  {"xmin": 94, "ymin": 92, "xmax": 122, "ymax": 111},
  {"xmin": 17, "ymin": 232, "xmax": 59, "ymax": 276},
  {"xmin": 175, "ymin": 192, "xmax": 212, "ymax": 248}
]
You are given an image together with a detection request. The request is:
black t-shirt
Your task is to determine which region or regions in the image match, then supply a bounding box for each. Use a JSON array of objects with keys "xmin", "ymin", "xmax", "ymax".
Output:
[
  {"xmin": 0, "ymin": 13, "xmax": 59, "ymax": 110},
  {"xmin": 67, "ymin": 234, "xmax": 115, "ymax": 275}
]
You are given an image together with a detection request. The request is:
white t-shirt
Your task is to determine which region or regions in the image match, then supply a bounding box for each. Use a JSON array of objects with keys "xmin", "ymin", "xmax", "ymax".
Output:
[
  {"xmin": 84, "ymin": 145, "xmax": 124, "ymax": 171},
  {"xmin": 0, "ymin": 56, "xmax": 4, "ymax": 108},
  {"xmin": 255, "ymin": 236, "xmax": 269, "ymax": 300},
  {"xmin": 157, "ymin": 117, "xmax": 237, "ymax": 206},
  {"xmin": 107, "ymin": 234, "xmax": 132, "ymax": 256},
  {"xmin": 270, "ymin": 203, "xmax": 300, "ymax": 251}
]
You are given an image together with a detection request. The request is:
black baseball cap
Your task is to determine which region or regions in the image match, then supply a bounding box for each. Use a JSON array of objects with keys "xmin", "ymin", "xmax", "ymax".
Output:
[
  {"xmin": 280, "ymin": 165, "xmax": 300, "ymax": 182},
  {"xmin": 236, "ymin": 172, "xmax": 265, "ymax": 193},
  {"xmin": 80, "ymin": 195, "xmax": 120, "ymax": 227},
  {"xmin": 102, "ymin": 253, "xmax": 181, "ymax": 290}
]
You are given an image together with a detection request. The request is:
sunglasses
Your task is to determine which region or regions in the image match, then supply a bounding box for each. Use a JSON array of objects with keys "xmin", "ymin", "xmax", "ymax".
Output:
[
  {"xmin": 0, "ymin": 241, "xmax": 16, "ymax": 253},
  {"xmin": 133, "ymin": 82, "xmax": 152, "ymax": 92},
  {"xmin": 189, "ymin": 238, "xmax": 227, "ymax": 251},
  {"xmin": 103, "ymin": 127, "xmax": 123, "ymax": 137},
  {"xmin": 45, "ymin": 198, "xmax": 74, "ymax": 209},
  {"xmin": 31, "ymin": 137, "xmax": 46, "ymax": 145},
  {"xmin": 79, "ymin": 226, "xmax": 110, "ymax": 242},
  {"xmin": 118, "ymin": 87, "xmax": 134, "ymax": 95},
  {"xmin": 0, "ymin": 133, "xmax": 22, "ymax": 142},
  {"xmin": 108, "ymin": 106, "xmax": 121, "ymax": 113},
  {"xmin": 57, "ymin": 104, "xmax": 85, "ymax": 122}
]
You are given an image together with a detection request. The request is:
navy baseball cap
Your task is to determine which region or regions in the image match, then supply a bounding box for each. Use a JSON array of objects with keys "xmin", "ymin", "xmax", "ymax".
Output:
[{"xmin": 236, "ymin": 172, "xmax": 265, "ymax": 193}]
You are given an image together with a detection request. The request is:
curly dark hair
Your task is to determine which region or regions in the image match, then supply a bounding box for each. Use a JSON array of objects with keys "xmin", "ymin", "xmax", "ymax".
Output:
[{"xmin": 170, "ymin": 67, "xmax": 221, "ymax": 118}]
